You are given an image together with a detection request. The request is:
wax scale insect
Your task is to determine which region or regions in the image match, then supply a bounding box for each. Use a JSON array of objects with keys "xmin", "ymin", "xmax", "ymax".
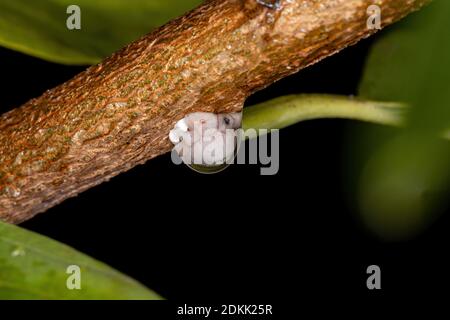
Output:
[{"xmin": 169, "ymin": 112, "xmax": 243, "ymax": 173}]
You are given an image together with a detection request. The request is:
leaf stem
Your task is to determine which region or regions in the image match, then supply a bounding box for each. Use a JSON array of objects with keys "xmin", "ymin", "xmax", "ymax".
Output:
[
  {"xmin": 243, "ymin": 94, "xmax": 450, "ymax": 140},
  {"xmin": 243, "ymin": 94, "xmax": 406, "ymax": 132}
]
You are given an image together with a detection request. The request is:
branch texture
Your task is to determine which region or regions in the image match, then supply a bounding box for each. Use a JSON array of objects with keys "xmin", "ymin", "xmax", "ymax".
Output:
[{"xmin": 0, "ymin": 0, "xmax": 430, "ymax": 223}]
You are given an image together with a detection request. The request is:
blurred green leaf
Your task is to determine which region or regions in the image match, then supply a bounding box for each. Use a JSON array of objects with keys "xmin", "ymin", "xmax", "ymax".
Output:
[
  {"xmin": 358, "ymin": 135, "xmax": 450, "ymax": 240},
  {"xmin": 353, "ymin": 0, "xmax": 450, "ymax": 239},
  {"xmin": 360, "ymin": 0, "xmax": 450, "ymax": 133},
  {"xmin": 0, "ymin": 0, "xmax": 201, "ymax": 65},
  {"xmin": 0, "ymin": 220, "xmax": 161, "ymax": 299}
]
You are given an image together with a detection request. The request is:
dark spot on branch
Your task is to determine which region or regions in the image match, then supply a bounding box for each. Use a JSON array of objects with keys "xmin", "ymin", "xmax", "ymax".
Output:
[{"xmin": 256, "ymin": 0, "xmax": 281, "ymax": 10}]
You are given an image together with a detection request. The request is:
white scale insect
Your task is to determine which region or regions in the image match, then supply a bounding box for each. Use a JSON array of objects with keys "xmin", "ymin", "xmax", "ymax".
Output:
[{"xmin": 169, "ymin": 112, "xmax": 242, "ymax": 170}]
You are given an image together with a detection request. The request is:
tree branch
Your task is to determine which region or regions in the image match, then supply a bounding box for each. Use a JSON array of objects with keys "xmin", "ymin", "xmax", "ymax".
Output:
[{"xmin": 0, "ymin": 0, "xmax": 430, "ymax": 223}]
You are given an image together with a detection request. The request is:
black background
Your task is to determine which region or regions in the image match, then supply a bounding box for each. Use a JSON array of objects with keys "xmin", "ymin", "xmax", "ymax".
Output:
[{"xmin": 1, "ymin": 31, "xmax": 449, "ymax": 306}]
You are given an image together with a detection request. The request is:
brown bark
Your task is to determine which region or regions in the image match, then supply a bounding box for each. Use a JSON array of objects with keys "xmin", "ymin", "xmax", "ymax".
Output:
[{"xmin": 0, "ymin": 0, "xmax": 430, "ymax": 223}]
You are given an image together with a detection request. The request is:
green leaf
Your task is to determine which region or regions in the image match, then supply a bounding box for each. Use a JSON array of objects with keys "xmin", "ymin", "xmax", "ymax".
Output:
[
  {"xmin": 0, "ymin": 0, "xmax": 201, "ymax": 65},
  {"xmin": 358, "ymin": 135, "xmax": 450, "ymax": 240},
  {"xmin": 359, "ymin": 0, "xmax": 450, "ymax": 133},
  {"xmin": 352, "ymin": 0, "xmax": 450, "ymax": 239},
  {"xmin": 0, "ymin": 220, "xmax": 161, "ymax": 299}
]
